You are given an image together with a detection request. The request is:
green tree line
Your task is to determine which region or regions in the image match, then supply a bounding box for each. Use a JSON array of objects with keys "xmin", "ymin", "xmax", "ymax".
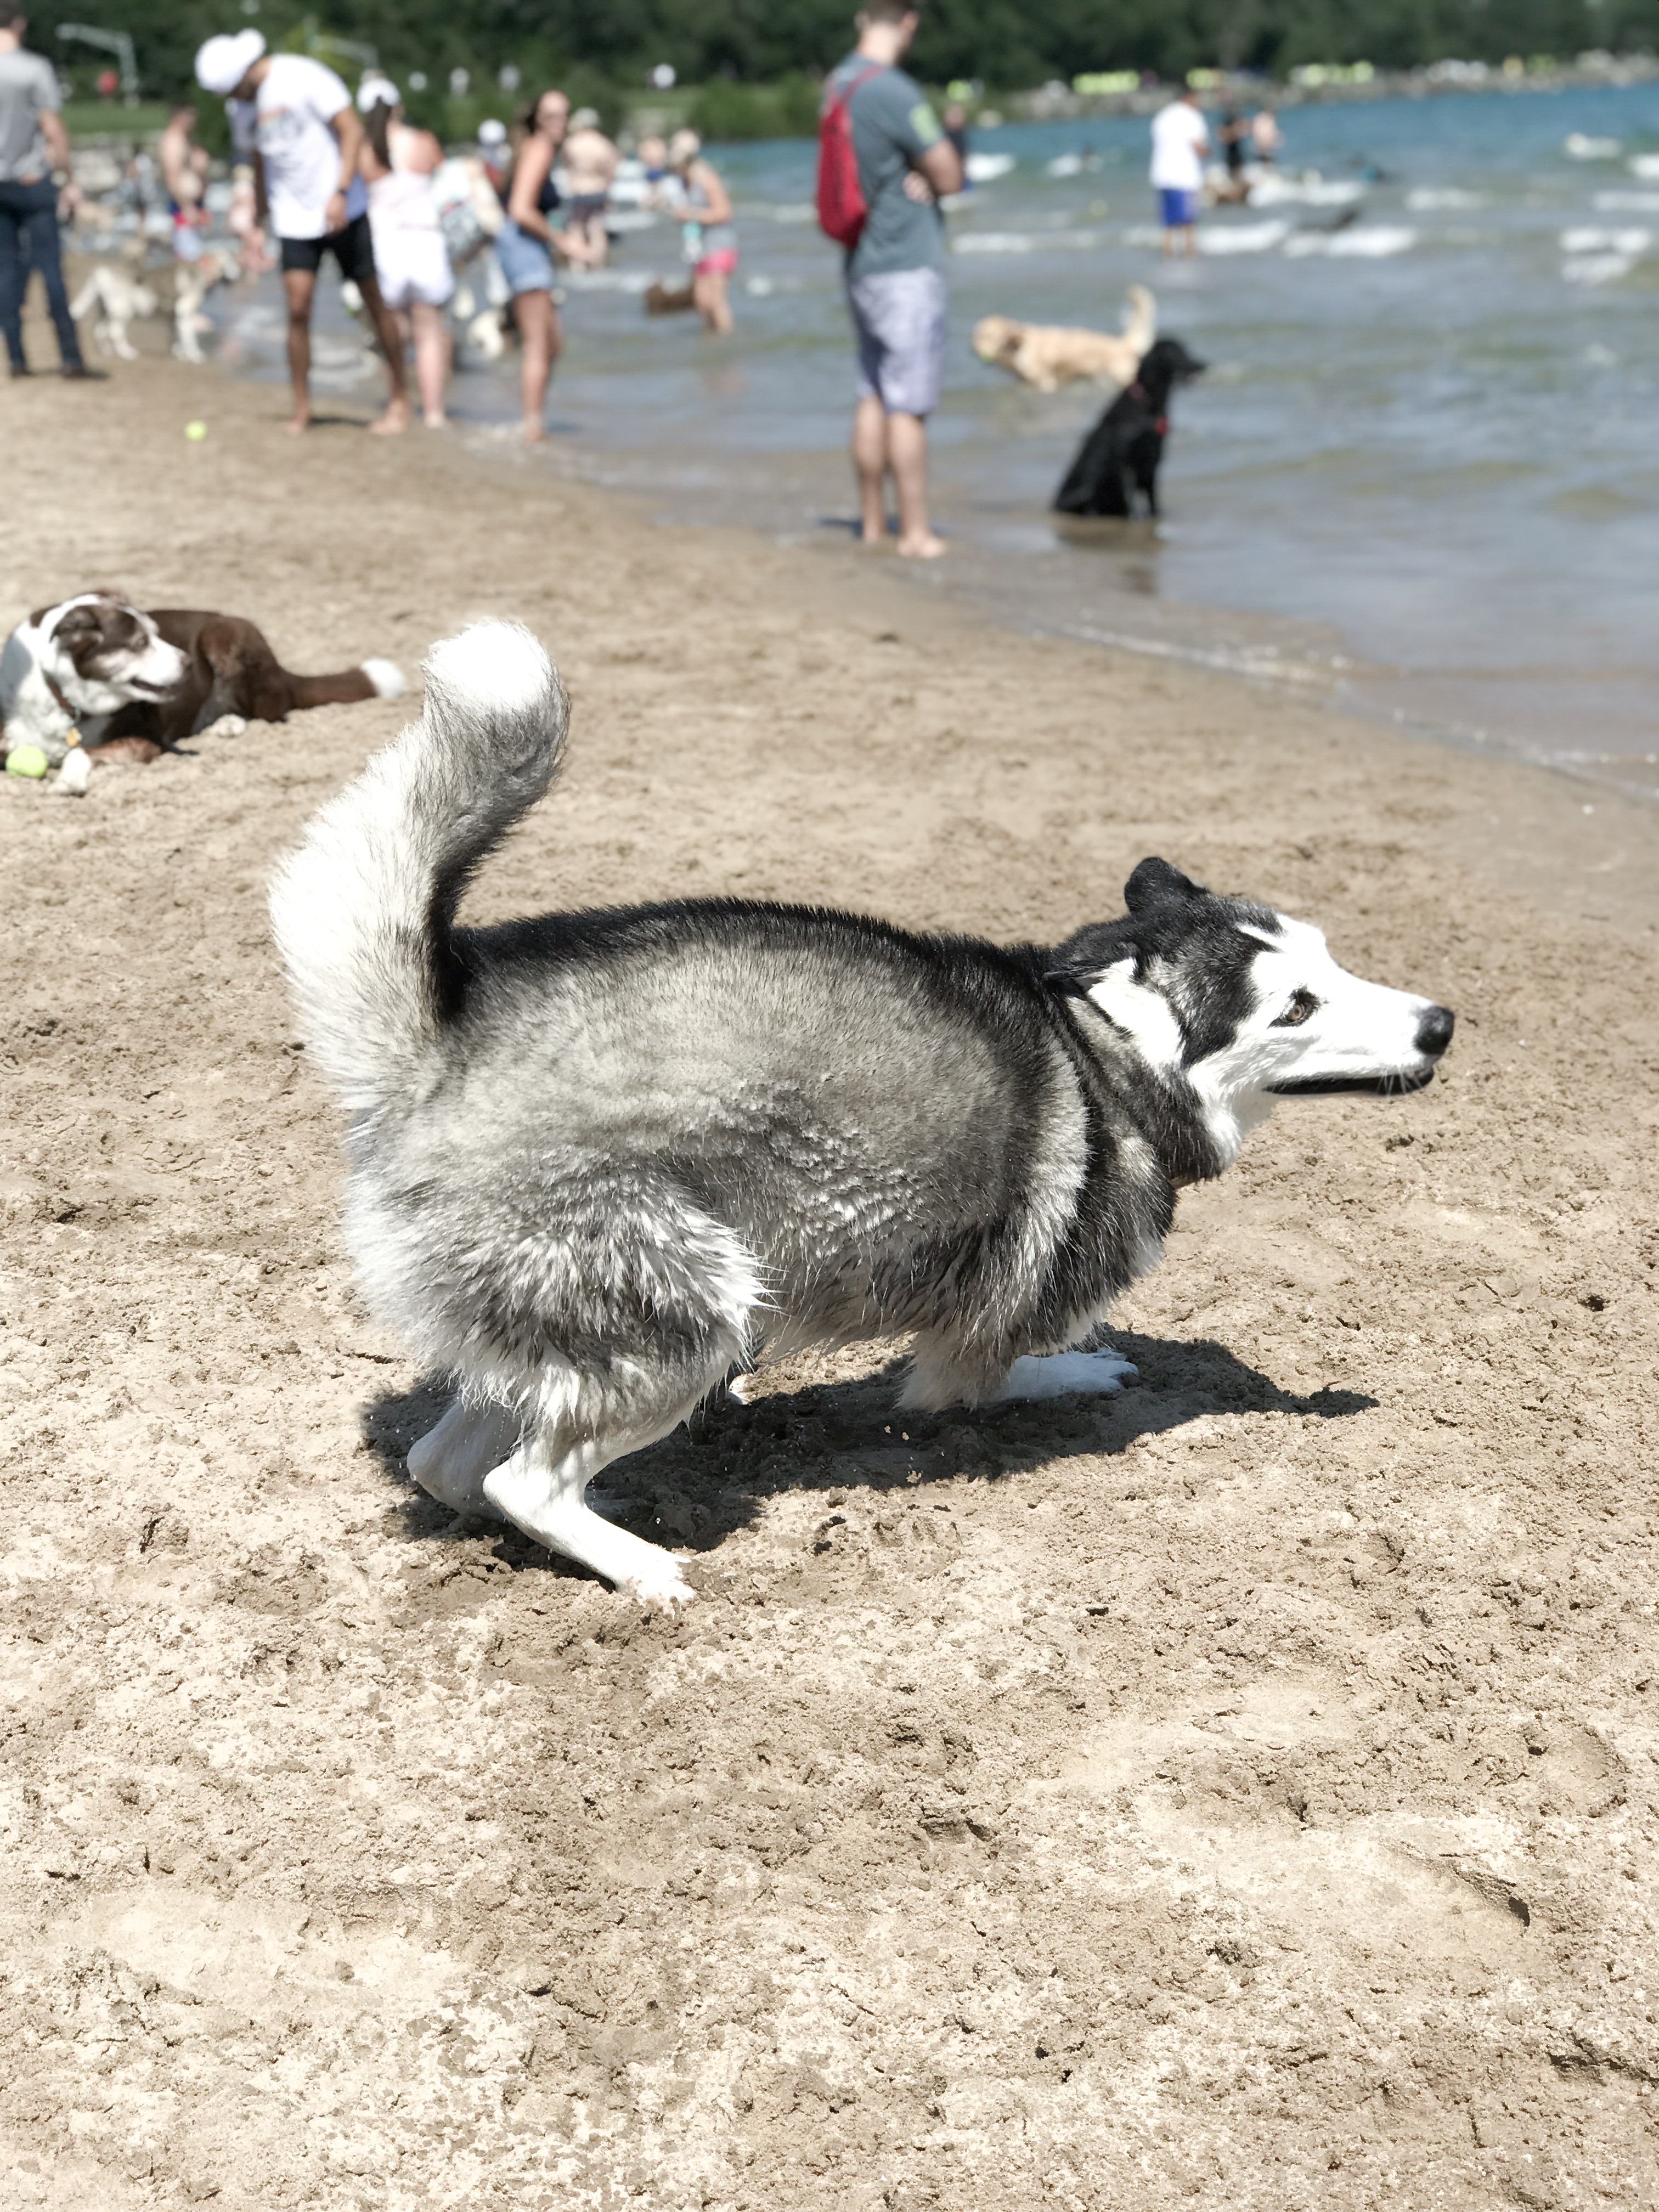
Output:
[{"xmin": 26, "ymin": 0, "xmax": 1659, "ymax": 122}]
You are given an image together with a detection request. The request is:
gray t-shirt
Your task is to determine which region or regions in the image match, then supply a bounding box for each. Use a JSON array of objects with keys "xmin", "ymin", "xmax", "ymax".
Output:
[
  {"xmin": 832, "ymin": 54, "xmax": 945, "ymax": 280},
  {"xmin": 0, "ymin": 48, "xmax": 59, "ymax": 185}
]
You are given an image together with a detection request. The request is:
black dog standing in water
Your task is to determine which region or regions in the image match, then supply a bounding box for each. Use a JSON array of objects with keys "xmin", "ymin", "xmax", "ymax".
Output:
[{"xmin": 1053, "ymin": 337, "xmax": 1206, "ymax": 518}]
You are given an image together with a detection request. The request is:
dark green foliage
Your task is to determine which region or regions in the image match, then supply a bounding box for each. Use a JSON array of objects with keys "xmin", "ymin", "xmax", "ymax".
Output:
[{"xmin": 24, "ymin": 0, "xmax": 1659, "ymax": 119}]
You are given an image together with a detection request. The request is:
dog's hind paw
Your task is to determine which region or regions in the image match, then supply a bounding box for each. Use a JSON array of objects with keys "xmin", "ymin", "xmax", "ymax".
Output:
[
  {"xmin": 994, "ymin": 1350, "xmax": 1139, "ymax": 1402},
  {"xmin": 204, "ymin": 713, "xmax": 247, "ymax": 739}
]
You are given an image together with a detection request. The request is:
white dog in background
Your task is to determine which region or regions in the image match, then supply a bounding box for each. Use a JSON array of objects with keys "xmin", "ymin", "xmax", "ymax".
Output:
[
  {"xmin": 69, "ymin": 263, "xmax": 159, "ymax": 362},
  {"xmin": 70, "ymin": 247, "xmax": 240, "ymax": 365}
]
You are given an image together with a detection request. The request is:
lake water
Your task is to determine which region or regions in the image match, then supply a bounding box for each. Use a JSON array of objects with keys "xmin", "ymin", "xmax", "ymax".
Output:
[{"xmin": 229, "ymin": 84, "xmax": 1659, "ymax": 794}]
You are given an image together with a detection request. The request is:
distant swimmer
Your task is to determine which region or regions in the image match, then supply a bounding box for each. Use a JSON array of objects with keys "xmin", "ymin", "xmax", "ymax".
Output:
[
  {"xmin": 1149, "ymin": 85, "xmax": 1208, "ymax": 258},
  {"xmin": 159, "ymin": 99, "xmax": 210, "ymax": 261},
  {"xmin": 942, "ymin": 99, "xmax": 970, "ymax": 173},
  {"xmin": 561, "ymin": 106, "xmax": 617, "ymax": 269},
  {"xmin": 1251, "ymin": 106, "xmax": 1282, "ymax": 165}
]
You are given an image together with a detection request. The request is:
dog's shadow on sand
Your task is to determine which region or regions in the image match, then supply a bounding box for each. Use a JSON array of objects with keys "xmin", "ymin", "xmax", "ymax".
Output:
[{"xmin": 360, "ymin": 1336, "xmax": 1376, "ymax": 1588}]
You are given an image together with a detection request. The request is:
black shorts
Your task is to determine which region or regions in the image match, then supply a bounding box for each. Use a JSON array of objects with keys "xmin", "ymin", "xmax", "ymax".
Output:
[{"xmin": 279, "ymin": 212, "xmax": 377, "ymax": 286}]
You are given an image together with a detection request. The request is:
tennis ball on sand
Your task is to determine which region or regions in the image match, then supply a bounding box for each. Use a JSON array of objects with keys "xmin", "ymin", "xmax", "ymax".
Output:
[
  {"xmin": 6, "ymin": 744, "xmax": 49, "ymax": 779},
  {"xmin": 184, "ymin": 420, "xmax": 208, "ymax": 442}
]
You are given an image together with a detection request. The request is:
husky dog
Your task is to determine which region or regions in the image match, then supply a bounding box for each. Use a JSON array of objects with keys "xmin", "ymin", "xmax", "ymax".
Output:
[{"xmin": 270, "ymin": 623, "xmax": 1454, "ymax": 1607}]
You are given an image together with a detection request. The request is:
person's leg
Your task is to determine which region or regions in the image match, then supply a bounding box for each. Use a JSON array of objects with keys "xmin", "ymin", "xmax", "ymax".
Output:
[
  {"xmin": 515, "ymin": 286, "xmax": 557, "ymax": 441},
  {"xmin": 409, "ymin": 297, "xmax": 449, "ymax": 425},
  {"xmin": 692, "ymin": 267, "xmax": 732, "ymax": 336},
  {"xmin": 360, "ymin": 271, "xmax": 411, "ymax": 432},
  {"xmin": 18, "ymin": 184, "xmax": 86, "ymax": 370},
  {"xmin": 0, "ymin": 187, "xmax": 26, "ymax": 370},
  {"xmin": 281, "ymin": 264, "xmax": 317, "ymax": 432},
  {"xmin": 851, "ymin": 394, "xmax": 890, "ymax": 544},
  {"xmin": 883, "ymin": 270, "xmax": 946, "ymax": 557},
  {"xmin": 887, "ymin": 411, "xmax": 944, "ymax": 559}
]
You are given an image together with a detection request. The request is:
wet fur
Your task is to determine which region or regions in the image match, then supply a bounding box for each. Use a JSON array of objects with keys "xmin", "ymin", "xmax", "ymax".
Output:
[
  {"xmin": 973, "ymin": 284, "xmax": 1156, "ymax": 394},
  {"xmin": 1053, "ymin": 337, "xmax": 1207, "ymax": 519}
]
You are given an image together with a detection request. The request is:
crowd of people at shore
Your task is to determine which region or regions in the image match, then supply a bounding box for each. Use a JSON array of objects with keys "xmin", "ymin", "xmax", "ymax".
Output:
[
  {"xmin": 183, "ymin": 28, "xmax": 741, "ymax": 441},
  {"xmin": 4, "ymin": 0, "xmax": 1269, "ymax": 558}
]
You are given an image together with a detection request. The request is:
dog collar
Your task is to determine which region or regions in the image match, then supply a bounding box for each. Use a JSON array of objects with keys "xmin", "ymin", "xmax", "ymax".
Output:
[{"xmin": 42, "ymin": 672, "xmax": 83, "ymax": 746}]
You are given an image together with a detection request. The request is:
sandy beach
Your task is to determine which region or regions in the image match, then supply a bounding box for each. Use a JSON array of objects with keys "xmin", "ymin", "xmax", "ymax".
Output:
[{"xmin": 3, "ymin": 358, "xmax": 1658, "ymax": 2211}]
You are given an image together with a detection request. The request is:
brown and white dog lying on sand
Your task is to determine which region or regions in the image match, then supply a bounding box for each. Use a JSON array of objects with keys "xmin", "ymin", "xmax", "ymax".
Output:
[
  {"xmin": 972, "ymin": 283, "xmax": 1156, "ymax": 394},
  {"xmin": 0, "ymin": 594, "xmax": 404, "ymax": 767}
]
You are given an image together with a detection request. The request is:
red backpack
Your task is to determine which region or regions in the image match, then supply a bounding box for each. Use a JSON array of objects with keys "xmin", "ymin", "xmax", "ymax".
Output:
[{"xmin": 816, "ymin": 64, "xmax": 884, "ymax": 247}]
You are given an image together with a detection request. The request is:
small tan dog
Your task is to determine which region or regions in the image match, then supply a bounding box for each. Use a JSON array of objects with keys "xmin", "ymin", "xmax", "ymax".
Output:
[{"xmin": 973, "ymin": 283, "xmax": 1156, "ymax": 394}]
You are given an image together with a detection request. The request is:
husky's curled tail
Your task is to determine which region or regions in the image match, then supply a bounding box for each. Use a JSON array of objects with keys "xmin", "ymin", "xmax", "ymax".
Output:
[{"xmin": 269, "ymin": 623, "xmax": 567, "ymax": 1114}]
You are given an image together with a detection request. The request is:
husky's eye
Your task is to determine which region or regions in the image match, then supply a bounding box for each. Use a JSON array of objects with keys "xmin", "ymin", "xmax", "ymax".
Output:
[{"xmin": 1273, "ymin": 989, "xmax": 1320, "ymax": 1028}]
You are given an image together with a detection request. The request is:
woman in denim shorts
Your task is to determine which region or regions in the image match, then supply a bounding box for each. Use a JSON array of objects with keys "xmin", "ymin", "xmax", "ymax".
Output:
[{"xmin": 499, "ymin": 87, "xmax": 597, "ymax": 442}]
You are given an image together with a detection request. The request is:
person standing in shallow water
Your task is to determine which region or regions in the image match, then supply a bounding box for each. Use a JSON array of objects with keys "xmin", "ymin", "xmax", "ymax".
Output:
[
  {"xmin": 195, "ymin": 29, "xmax": 410, "ymax": 434},
  {"xmin": 498, "ymin": 86, "xmax": 600, "ymax": 444},
  {"xmin": 828, "ymin": 2, "xmax": 963, "ymax": 560},
  {"xmin": 667, "ymin": 129, "xmax": 737, "ymax": 335},
  {"xmin": 1150, "ymin": 84, "xmax": 1209, "ymax": 258}
]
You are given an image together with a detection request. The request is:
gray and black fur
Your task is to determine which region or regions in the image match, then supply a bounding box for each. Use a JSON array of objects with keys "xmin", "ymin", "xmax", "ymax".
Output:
[{"xmin": 270, "ymin": 623, "xmax": 1453, "ymax": 1604}]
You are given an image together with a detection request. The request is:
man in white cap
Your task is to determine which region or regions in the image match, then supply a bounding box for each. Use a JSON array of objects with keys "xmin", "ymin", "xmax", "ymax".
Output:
[{"xmin": 195, "ymin": 27, "xmax": 409, "ymax": 433}]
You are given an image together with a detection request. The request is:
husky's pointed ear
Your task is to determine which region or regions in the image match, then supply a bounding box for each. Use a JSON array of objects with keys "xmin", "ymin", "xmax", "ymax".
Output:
[{"xmin": 1124, "ymin": 857, "xmax": 1203, "ymax": 913}]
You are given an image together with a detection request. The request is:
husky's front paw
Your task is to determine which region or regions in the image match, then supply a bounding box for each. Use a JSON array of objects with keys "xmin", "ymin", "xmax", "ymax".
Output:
[
  {"xmin": 994, "ymin": 1350, "xmax": 1139, "ymax": 1402},
  {"xmin": 617, "ymin": 1554, "xmax": 695, "ymax": 1611},
  {"xmin": 204, "ymin": 713, "xmax": 248, "ymax": 740}
]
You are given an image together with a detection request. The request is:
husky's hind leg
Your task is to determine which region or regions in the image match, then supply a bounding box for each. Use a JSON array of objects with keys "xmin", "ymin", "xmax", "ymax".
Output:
[
  {"xmin": 408, "ymin": 1398, "xmax": 521, "ymax": 1514},
  {"xmin": 482, "ymin": 1373, "xmax": 725, "ymax": 1607}
]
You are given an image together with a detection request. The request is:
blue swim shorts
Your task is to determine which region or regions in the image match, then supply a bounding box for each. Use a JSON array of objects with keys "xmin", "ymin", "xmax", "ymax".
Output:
[{"xmin": 1159, "ymin": 187, "xmax": 1197, "ymax": 228}]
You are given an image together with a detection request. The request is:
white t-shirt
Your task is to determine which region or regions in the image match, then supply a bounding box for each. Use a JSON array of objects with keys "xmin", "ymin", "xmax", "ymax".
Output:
[
  {"xmin": 233, "ymin": 54, "xmax": 367, "ymax": 238},
  {"xmin": 1149, "ymin": 100, "xmax": 1209, "ymax": 192}
]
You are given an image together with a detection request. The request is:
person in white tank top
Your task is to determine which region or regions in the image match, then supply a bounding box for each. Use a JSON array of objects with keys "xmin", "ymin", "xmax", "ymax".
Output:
[{"xmin": 356, "ymin": 77, "xmax": 452, "ymax": 426}]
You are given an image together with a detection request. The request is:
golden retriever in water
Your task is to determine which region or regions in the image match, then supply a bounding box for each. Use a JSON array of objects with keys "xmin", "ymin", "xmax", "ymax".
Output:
[{"xmin": 973, "ymin": 283, "xmax": 1156, "ymax": 394}]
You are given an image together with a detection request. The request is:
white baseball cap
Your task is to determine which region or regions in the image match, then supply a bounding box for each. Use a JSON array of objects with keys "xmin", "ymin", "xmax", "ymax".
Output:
[
  {"xmin": 357, "ymin": 74, "xmax": 400, "ymax": 111},
  {"xmin": 194, "ymin": 29, "xmax": 265, "ymax": 97}
]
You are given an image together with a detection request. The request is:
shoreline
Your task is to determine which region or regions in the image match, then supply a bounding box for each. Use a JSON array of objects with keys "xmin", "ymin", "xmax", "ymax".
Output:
[
  {"xmin": 4, "ymin": 355, "xmax": 1658, "ymax": 2207},
  {"xmin": 13, "ymin": 337, "xmax": 1659, "ymax": 933}
]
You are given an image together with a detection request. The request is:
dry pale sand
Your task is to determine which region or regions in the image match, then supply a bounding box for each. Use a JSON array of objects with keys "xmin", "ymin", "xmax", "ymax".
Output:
[{"xmin": 3, "ymin": 359, "xmax": 1658, "ymax": 2212}]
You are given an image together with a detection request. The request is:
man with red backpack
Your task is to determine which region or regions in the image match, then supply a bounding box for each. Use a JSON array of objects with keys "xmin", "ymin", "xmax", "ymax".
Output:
[{"xmin": 819, "ymin": 4, "xmax": 962, "ymax": 557}]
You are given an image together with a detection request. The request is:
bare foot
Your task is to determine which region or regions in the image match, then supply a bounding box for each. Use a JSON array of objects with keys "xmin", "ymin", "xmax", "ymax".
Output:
[
  {"xmin": 896, "ymin": 531, "xmax": 947, "ymax": 559},
  {"xmin": 422, "ymin": 411, "xmax": 447, "ymax": 430},
  {"xmin": 369, "ymin": 397, "xmax": 411, "ymax": 435},
  {"xmin": 284, "ymin": 409, "xmax": 311, "ymax": 436},
  {"xmin": 521, "ymin": 419, "xmax": 545, "ymax": 445}
]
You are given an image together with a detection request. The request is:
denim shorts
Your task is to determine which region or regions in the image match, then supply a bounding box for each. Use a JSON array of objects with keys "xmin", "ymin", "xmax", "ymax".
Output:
[
  {"xmin": 846, "ymin": 265, "xmax": 948, "ymax": 418},
  {"xmin": 494, "ymin": 217, "xmax": 557, "ymax": 296}
]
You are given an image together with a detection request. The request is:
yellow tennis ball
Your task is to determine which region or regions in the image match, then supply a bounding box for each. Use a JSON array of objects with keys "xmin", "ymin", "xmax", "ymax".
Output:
[
  {"xmin": 184, "ymin": 420, "xmax": 208, "ymax": 442},
  {"xmin": 6, "ymin": 744, "xmax": 50, "ymax": 779}
]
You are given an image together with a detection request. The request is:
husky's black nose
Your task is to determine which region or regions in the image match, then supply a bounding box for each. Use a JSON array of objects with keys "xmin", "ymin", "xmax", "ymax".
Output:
[{"xmin": 1415, "ymin": 1005, "xmax": 1455, "ymax": 1057}]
